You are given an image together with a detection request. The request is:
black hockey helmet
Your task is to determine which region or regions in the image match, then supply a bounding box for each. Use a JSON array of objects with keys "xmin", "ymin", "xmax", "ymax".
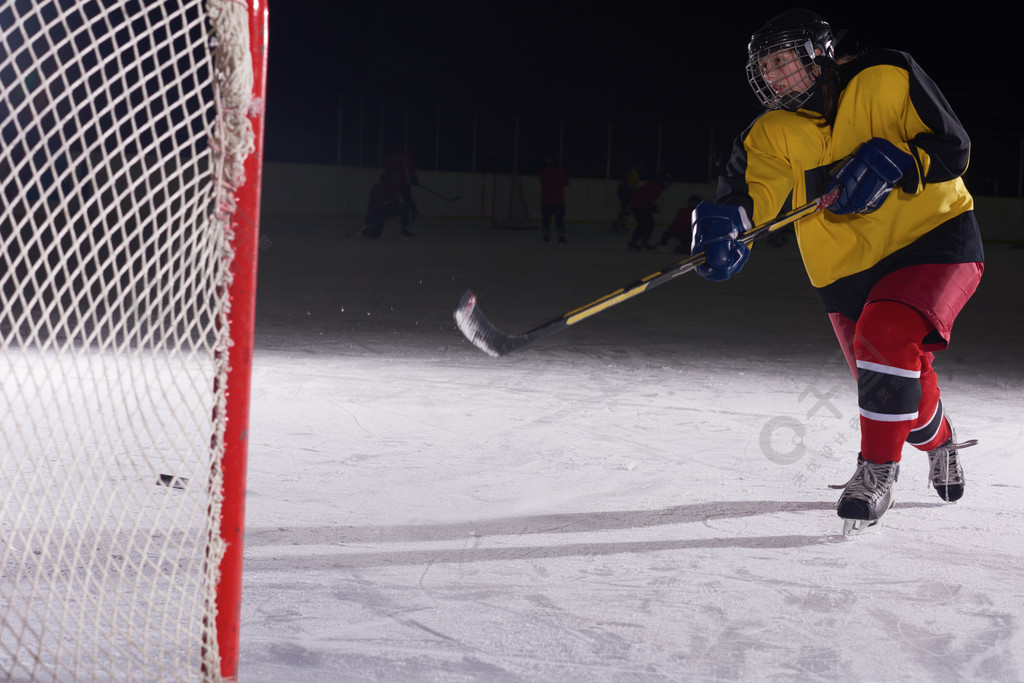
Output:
[{"xmin": 746, "ymin": 8, "xmax": 835, "ymax": 111}]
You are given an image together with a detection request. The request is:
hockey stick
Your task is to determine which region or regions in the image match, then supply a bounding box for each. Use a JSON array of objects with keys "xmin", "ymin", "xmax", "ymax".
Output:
[
  {"xmin": 453, "ymin": 189, "xmax": 839, "ymax": 357},
  {"xmin": 417, "ymin": 183, "xmax": 460, "ymax": 202}
]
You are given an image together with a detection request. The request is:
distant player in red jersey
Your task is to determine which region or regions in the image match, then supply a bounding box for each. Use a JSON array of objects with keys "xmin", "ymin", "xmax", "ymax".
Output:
[
  {"xmin": 539, "ymin": 155, "xmax": 570, "ymax": 244},
  {"xmin": 383, "ymin": 149, "xmax": 419, "ymax": 234},
  {"xmin": 626, "ymin": 173, "xmax": 671, "ymax": 251}
]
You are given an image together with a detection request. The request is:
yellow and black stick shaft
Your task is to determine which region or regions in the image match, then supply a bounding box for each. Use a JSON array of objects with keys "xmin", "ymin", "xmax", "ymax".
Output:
[{"xmin": 454, "ymin": 190, "xmax": 837, "ymax": 357}]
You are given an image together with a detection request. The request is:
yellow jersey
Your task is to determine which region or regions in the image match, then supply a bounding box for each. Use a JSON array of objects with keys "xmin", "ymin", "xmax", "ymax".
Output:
[{"xmin": 717, "ymin": 50, "xmax": 983, "ymax": 318}]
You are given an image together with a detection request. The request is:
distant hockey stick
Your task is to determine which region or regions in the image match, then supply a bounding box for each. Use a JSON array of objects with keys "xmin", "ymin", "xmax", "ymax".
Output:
[
  {"xmin": 417, "ymin": 183, "xmax": 460, "ymax": 202},
  {"xmin": 453, "ymin": 189, "xmax": 839, "ymax": 357}
]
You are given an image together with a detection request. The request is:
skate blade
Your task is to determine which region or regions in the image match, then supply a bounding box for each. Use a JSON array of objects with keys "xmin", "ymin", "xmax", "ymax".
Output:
[
  {"xmin": 838, "ymin": 496, "xmax": 895, "ymax": 538},
  {"xmin": 841, "ymin": 517, "xmax": 883, "ymax": 537}
]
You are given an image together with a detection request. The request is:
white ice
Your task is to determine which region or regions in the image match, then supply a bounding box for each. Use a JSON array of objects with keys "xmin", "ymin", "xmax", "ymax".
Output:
[{"xmin": 239, "ymin": 217, "xmax": 1024, "ymax": 682}]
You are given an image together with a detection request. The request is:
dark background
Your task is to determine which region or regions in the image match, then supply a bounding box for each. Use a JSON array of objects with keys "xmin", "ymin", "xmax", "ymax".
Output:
[{"xmin": 262, "ymin": 2, "xmax": 1022, "ymax": 197}]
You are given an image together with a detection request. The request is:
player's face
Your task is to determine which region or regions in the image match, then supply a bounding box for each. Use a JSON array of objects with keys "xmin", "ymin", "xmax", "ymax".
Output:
[{"xmin": 758, "ymin": 49, "xmax": 817, "ymax": 97}]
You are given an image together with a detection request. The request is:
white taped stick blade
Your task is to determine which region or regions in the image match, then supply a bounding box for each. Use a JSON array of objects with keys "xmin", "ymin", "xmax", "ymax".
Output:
[{"xmin": 453, "ymin": 291, "xmax": 504, "ymax": 357}]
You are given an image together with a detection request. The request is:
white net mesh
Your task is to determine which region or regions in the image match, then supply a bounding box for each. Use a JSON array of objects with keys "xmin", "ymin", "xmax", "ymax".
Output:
[{"xmin": 0, "ymin": 1, "xmax": 255, "ymax": 680}]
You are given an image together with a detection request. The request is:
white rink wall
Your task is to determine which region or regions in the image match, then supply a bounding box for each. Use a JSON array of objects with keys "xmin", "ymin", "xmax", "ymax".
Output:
[
  {"xmin": 259, "ymin": 162, "xmax": 714, "ymax": 229},
  {"xmin": 260, "ymin": 162, "xmax": 1024, "ymax": 243}
]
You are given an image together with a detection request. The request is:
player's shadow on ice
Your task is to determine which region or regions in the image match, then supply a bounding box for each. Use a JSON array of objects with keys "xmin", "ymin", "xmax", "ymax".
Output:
[{"xmin": 247, "ymin": 500, "xmax": 948, "ymax": 570}]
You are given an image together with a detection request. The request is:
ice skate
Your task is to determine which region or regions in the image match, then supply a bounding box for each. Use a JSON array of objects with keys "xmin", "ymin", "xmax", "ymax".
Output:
[
  {"xmin": 830, "ymin": 455, "xmax": 899, "ymax": 537},
  {"xmin": 927, "ymin": 422, "xmax": 977, "ymax": 502}
]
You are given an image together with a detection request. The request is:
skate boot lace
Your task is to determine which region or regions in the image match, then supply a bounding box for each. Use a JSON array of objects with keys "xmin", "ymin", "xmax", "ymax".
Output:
[
  {"xmin": 927, "ymin": 437, "xmax": 977, "ymax": 488},
  {"xmin": 829, "ymin": 458, "xmax": 898, "ymax": 505}
]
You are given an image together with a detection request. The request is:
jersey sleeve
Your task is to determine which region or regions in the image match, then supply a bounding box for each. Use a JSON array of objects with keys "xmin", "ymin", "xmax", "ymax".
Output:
[
  {"xmin": 902, "ymin": 52, "xmax": 972, "ymax": 188},
  {"xmin": 717, "ymin": 111, "xmax": 822, "ymax": 226}
]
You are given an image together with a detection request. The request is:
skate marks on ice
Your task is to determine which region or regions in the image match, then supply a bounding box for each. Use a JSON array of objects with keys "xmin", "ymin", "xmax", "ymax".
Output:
[
  {"xmin": 243, "ymin": 499, "xmax": 961, "ymax": 571},
  {"xmin": 249, "ymin": 500, "xmax": 833, "ymax": 544},
  {"xmin": 240, "ymin": 502, "xmax": 1021, "ymax": 683}
]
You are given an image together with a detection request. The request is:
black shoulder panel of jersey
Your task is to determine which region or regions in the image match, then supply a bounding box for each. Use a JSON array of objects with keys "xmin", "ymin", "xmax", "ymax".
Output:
[
  {"xmin": 839, "ymin": 49, "xmax": 971, "ymax": 186},
  {"xmin": 838, "ymin": 48, "xmax": 914, "ymax": 77},
  {"xmin": 714, "ymin": 122, "xmax": 758, "ymax": 217}
]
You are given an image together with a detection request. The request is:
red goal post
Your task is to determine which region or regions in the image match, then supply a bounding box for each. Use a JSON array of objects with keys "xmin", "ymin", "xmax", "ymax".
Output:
[
  {"xmin": 218, "ymin": 0, "xmax": 268, "ymax": 678},
  {"xmin": 0, "ymin": 0, "xmax": 268, "ymax": 680}
]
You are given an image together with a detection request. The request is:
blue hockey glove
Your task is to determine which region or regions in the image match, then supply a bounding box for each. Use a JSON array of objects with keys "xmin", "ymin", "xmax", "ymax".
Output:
[
  {"xmin": 691, "ymin": 203, "xmax": 752, "ymax": 282},
  {"xmin": 826, "ymin": 138, "xmax": 914, "ymax": 215}
]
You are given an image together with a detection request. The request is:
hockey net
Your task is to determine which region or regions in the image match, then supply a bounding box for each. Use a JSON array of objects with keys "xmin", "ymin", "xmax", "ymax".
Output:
[
  {"xmin": 0, "ymin": 1, "xmax": 266, "ymax": 680},
  {"xmin": 490, "ymin": 173, "xmax": 536, "ymax": 230}
]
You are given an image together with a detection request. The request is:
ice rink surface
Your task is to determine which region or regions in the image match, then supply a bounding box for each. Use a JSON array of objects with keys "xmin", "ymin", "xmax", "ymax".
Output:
[{"xmin": 238, "ymin": 215, "xmax": 1024, "ymax": 682}]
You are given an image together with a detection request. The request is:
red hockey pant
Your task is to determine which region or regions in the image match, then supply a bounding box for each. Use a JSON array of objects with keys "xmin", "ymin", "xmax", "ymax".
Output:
[
  {"xmin": 850, "ymin": 300, "xmax": 950, "ymax": 463},
  {"xmin": 828, "ymin": 262, "xmax": 982, "ymax": 463}
]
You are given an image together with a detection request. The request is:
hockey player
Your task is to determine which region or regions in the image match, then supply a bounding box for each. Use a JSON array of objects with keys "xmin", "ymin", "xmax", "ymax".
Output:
[
  {"xmin": 383, "ymin": 148, "xmax": 419, "ymax": 232},
  {"xmin": 360, "ymin": 173, "xmax": 404, "ymax": 239},
  {"xmin": 611, "ymin": 165, "xmax": 639, "ymax": 233},
  {"xmin": 627, "ymin": 173, "xmax": 672, "ymax": 251},
  {"xmin": 658, "ymin": 194, "xmax": 702, "ymax": 253},
  {"xmin": 690, "ymin": 9, "xmax": 984, "ymax": 534},
  {"xmin": 539, "ymin": 155, "xmax": 571, "ymax": 244}
]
